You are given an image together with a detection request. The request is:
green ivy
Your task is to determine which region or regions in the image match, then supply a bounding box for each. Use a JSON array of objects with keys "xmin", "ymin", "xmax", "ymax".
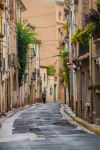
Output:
[
  {"xmin": 63, "ymin": 23, "xmax": 68, "ymax": 31},
  {"xmin": 96, "ymin": 0, "xmax": 100, "ymax": 6},
  {"xmin": 60, "ymin": 50, "xmax": 70, "ymax": 94},
  {"xmin": 47, "ymin": 65, "xmax": 56, "ymax": 76},
  {"xmin": 72, "ymin": 23, "xmax": 96, "ymax": 44},
  {"xmin": 16, "ymin": 22, "xmax": 38, "ymax": 86}
]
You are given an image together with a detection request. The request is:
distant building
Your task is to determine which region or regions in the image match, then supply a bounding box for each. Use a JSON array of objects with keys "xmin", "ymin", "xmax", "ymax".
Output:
[
  {"xmin": 64, "ymin": 0, "xmax": 100, "ymax": 125},
  {"xmin": 22, "ymin": 0, "xmax": 66, "ymax": 102}
]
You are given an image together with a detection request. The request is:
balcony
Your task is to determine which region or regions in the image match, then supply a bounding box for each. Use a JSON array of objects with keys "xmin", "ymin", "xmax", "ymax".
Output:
[{"xmin": 79, "ymin": 43, "xmax": 89, "ymax": 56}]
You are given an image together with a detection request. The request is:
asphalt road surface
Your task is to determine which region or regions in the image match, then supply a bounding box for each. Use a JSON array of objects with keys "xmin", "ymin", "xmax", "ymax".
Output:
[{"xmin": 0, "ymin": 103, "xmax": 100, "ymax": 150}]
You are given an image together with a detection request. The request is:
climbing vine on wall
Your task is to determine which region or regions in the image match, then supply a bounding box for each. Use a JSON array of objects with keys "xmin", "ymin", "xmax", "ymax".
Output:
[
  {"xmin": 60, "ymin": 50, "xmax": 70, "ymax": 95},
  {"xmin": 16, "ymin": 22, "xmax": 38, "ymax": 86}
]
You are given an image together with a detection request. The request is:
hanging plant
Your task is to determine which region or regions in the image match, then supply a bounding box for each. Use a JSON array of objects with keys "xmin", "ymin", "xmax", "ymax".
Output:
[
  {"xmin": 72, "ymin": 23, "xmax": 96, "ymax": 44},
  {"xmin": 63, "ymin": 23, "xmax": 68, "ymax": 31},
  {"xmin": 84, "ymin": 9, "xmax": 100, "ymax": 39},
  {"xmin": 71, "ymin": 29, "xmax": 81, "ymax": 44},
  {"xmin": 60, "ymin": 51, "xmax": 70, "ymax": 88},
  {"xmin": 84, "ymin": 9, "xmax": 100, "ymax": 25}
]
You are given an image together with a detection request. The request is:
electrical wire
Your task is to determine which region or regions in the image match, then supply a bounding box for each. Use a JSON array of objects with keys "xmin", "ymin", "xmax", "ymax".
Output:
[
  {"xmin": 42, "ymin": 40, "xmax": 59, "ymax": 42},
  {"xmin": 40, "ymin": 55, "xmax": 60, "ymax": 60},
  {"xmin": 41, "ymin": 43, "xmax": 58, "ymax": 45},
  {"xmin": 36, "ymin": 24, "xmax": 56, "ymax": 28},
  {"xmin": 22, "ymin": 12, "xmax": 55, "ymax": 19}
]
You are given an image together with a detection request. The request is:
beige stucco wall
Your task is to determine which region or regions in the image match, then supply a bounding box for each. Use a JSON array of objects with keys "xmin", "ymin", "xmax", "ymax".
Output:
[{"xmin": 22, "ymin": 0, "xmax": 57, "ymax": 66}]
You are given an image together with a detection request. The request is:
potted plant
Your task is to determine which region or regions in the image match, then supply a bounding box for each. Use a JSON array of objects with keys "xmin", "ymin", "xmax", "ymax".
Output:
[
  {"xmin": 84, "ymin": 9, "xmax": 100, "ymax": 25},
  {"xmin": 84, "ymin": 10, "xmax": 100, "ymax": 39},
  {"xmin": 72, "ymin": 23, "xmax": 96, "ymax": 44}
]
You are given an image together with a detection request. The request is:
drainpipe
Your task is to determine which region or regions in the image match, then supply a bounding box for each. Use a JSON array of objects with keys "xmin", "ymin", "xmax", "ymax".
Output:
[
  {"xmin": 80, "ymin": 63, "xmax": 83, "ymax": 118},
  {"xmin": 89, "ymin": 0, "xmax": 94, "ymax": 123}
]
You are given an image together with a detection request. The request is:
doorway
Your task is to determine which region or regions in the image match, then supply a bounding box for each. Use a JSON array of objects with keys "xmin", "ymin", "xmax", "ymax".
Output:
[{"xmin": 54, "ymin": 84, "xmax": 57, "ymax": 102}]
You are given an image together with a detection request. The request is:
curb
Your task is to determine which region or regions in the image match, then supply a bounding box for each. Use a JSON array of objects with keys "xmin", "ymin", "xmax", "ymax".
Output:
[
  {"xmin": 73, "ymin": 117, "xmax": 100, "ymax": 135},
  {"xmin": 63, "ymin": 105, "xmax": 100, "ymax": 135},
  {"xmin": 0, "ymin": 104, "xmax": 34, "ymax": 122},
  {"xmin": 0, "ymin": 110, "xmax": 18, "ymax": 122}
]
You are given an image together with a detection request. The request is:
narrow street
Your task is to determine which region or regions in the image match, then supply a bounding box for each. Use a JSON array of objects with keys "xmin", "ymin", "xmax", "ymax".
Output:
[{"xmin": 0, "ymin": 103, "xmax": 100, "ymax": 150}]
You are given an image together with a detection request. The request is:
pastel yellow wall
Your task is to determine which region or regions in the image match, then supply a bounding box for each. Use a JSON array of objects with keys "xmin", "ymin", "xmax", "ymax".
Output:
[
  {"xmin": 40, "ymin": 67, "xmax": 48, "ymax": 92},
  {"xmin": 47, "ymin": 76, "xmax": 55, "ymax": 102}
]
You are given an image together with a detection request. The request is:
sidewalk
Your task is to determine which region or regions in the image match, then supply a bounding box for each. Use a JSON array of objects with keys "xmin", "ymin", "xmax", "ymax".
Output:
[
  {"xmin": 62, "ymin": 104, "xmax": 100, "ymax": 134},
  {"xmin": 0, "ymin": 105, "xmax": 33, "ymax": 123}
]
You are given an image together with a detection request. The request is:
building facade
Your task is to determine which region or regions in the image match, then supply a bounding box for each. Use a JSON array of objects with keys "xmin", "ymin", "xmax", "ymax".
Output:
[
  {"xmin": 64, "ymin": 0, "xmax": 100, "ymax": 125},
  {"xmin": 0, "ymin": 0, "xmax": 26, "ymax": 115}
]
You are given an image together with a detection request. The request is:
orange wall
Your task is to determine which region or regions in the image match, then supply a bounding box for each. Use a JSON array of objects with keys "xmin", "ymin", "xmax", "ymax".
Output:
[{"xmin": 22, "ymin": 0, "xmax": 65, "ymax": 67}]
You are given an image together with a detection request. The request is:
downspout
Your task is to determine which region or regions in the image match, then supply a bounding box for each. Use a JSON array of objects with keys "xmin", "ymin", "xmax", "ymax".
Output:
[{"xmin": 90, "ymin": 0, "xmax": 94, "ymax": 123}]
